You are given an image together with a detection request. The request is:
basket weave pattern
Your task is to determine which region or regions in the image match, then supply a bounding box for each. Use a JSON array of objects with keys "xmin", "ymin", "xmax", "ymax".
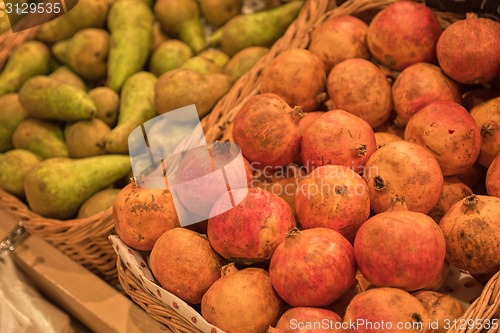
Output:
[{"xmin": 118, "ymin": 0, "xmax": 499, "ymax": 332}]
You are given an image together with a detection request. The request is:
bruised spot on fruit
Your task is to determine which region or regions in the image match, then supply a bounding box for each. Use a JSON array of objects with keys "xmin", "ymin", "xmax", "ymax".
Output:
[
  {"xmin": 374, "ymin": 175, "xmax": 385, "ymax": 190},
  {"xmin": 385, "ymin": 55, "xmax": 396, "ymax": 67},
  {"xmin": 411, "ymin": 312, "xmax": 423, "ymax": 324},
  {"xmin": 459, "ymin": 230, "xmax": 465, "ymax": 239},
  {"xmin": 335, "ymin": 185, "xmax": 347, "ymax": 195},
  {"xmin": 448, "ymin": 129, "xmax": 455, "ymax": 134},
  {"xmin": 356, "ymin": 143, "xmax": 367, "ymax": 156}
]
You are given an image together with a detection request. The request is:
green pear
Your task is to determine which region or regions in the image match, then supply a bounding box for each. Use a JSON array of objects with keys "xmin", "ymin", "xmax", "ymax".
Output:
[
  {"xmin": 154, "ymin": 0, "xmax": 205, "ymax": 53},
  {"xmin": 151, "ymin": 21, "xmax": 170, "ymax": 51},
  {"xmin": 77, "ymin": 188, "xmax": 121, "ymax": 218},
  {"xmin": 0, "ymin": 149, "xmax": 41, "ymax": 199},
  {"xmin": 149, "ymin": 40, "xmax": 193, "ymax": 76},
  {"xmin": 19, "ymin": 76, "xmax": 96, "ymax": 121},
  {"xmin": 52, "ymin": 28, "xmax": 109, "ymax": 81},
  {"xmin": 24, "ymin": 155, "xmax": 131, "ymax": 219},
  {"xmin": 180, "ymin": 55, "xmax": 224, "ymax": 74},
  {"xmin": 65, "ymin": 118, "xmax": 111, "ymax": 158},
  {"xmin": 224, "ymin": 46, "xmax": 269, "ymax": 78},
  {"xmin": 0, "ymin": 93, "xmax": 28, "ymax": 152},
  {"xmin": 104, "ymin": 72, "xmax": 157, "ymax": 154},
  {"xmin": 88, "ymin": 87, "xmax": 120, "ymax": 127},
  {"xmin": 209, "ymin": 1, "xmax": 303, "ymax": 56},
  {"xmin": 36, "ymin": 0, "xmax": 109, "ymax": 43},
  {"xmin": 155, "ymin": 68, "xmax": 235, "ymax": 118},
  {"xmin": 198, "ymin": 48, "xmax": 230, "ymax": 67},
  {"xmin": 200, "ymin": 0, "xmax": 243, "ymax": 27},
  {"xmin": 0, "ymin": 41, "xmax": 51, "ymax": 96},
  {"xmin": 106, "ymin": 0, "xmax": 154, "ymax": 91},
  {"xmin": 12, "ymin": 118, "xmax": 68, "ymax": 159},
  {"xmin": 49, "ymin": 67, "xmax": 87, "ymax": 91}
]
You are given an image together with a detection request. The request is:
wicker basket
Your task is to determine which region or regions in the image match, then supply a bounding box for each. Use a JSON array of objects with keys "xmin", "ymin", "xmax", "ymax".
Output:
[{"xmin": 116, "ymin": 0, "xmax": 500, "ymax": 332}]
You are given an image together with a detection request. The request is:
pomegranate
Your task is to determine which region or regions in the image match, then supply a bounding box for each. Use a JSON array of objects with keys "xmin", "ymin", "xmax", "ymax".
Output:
[
  {"xmin": 354, "ymin": 207, "xmax": 446, "ymax": 291},
  {"xmin": 486, "ymin": 153, "xmax": 500, "ymax": 197},
  {"xmin": 428, "ymin": 177, "xmax": 473, "ymax": 223},
  {"xmin": 363, "ymin": 141, "xmax": 443, "ymax": 214},
  {"xmin": 173, "ymin": 142, "xmax": 252, "ymax": 218},
  {"xmin": 326, "ymin": 58, "xmax": 392, "ymax": 128},
  {"xmin": 470, "ymin": 97, "xmax": 500, "ymax": 167},
  {"xmin": 437, "ymin": 15, "xmax": 500, "ymax": 84},
  {"xmin": 233, "ymin": 93, "xmax": 302, "ymax": 168},
  {"xmin": 149, "ymin": 228, "xmax": 223, "ymax": 304},
  {"xmin": 392, "ymin": 62, "xmax": 462, "ymax": 126},
  {"xmin": 404, "ymin": 101, "xmax": 481, "ymax": 176},
  {"xmin": 298, "ymin": 112, "xmax": 324, "ymax": 136},
  {"xmin": 113, "ymin": 180, "xmax": 179, "ymax": 251},
  {"xmin": 367, "ymin": 1, "xmax": 442, "ymax": 70},
  {"xmin": 201, "ymin": 264, "xmax": 283, "ymax": 333},
  {"xmin": 295, "ymin": 165, "xmax": 370, "ymax": 242},
  {"xmin": 374, "ymin": 132, "xmax": 402, "ymax": 149},
  {"xmin": 301, "ymin": 110, "xmax": 376, "ymax": 173},
  {"xmin": 462, "ymin": 88, "xmax": 500, "ymax": 111},
  {"xmin": 269, "ymin": 228, "xmax": 357, "ymax": 307},
  {"xmin": 344, "ymin": 287, "xmax": 432, "ymax": 333},
  {"xmin": 455, "ymin": 163, "xmax": 486, "ymax": 189},
  {"xmin": 413, "ymin": 291, "xmax": 465, "ymax": 333},
  {"xmin": 439, "ymin": 195, "xmax": 500, "ymax": 276},
  {"xmin": 272, "ymin": 307, "xmax": 343, "ymax": 333},
  {"xmin": 309, "ymin": 15, "xmax": 369, "ymax": 72},
  {"xmin": 207, "ymin": 187, "xmax": 296, "ymax": 264},
  {"xmin": 260, "ymin": 49, "xmax": 327, "ymax": 112}
]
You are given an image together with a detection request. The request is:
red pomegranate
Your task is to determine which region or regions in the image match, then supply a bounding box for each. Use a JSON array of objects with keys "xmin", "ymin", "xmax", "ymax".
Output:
[
  {"xmin": 272, "ymin": 307, "xmax": 343, "ymax": 333},
  {"xmin": 269, "ymin": 228, "xmax": 357, "ymax": 307}
]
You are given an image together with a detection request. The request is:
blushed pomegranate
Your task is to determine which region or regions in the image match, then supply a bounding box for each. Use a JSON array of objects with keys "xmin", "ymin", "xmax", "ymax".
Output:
[
  {"xmin": 269, "ymin": 228, "xmax": 357, "ymax": 307},
  {"xmin": 295, "ymin": 165, "xmax": 370, "ymax": 242},
  {"xmin": 404, "ymin": 100, "xmax": 481, "ymax": 176},
  {"xmin": 260, "ymin": 49, "xmax": 327, "ymax": 112},
  {"xmin": 202, "ymin": 264, "xmax": 283, "ymax": 333},
  {"xmin": 207, "ymin": 187, "xmax": 296, "ymax": 264},
  {"xmin": 309, "ymin": 15, "xmax": 369, "ymax": 72},
  {"xmin": 470, "ymin": 97, "xmax": 500, "ymax": 168},
  {"xmin": 272, "ymin": 307, "xmax": 343, "ymax": 333},
  {"xmin": 233, "ymin": 93, "xmax": 302, "ymax": 168},
  {"xmin": 344, "ymin": 287, "xmax": 433, "ymax": 333},
  {"xmin": 363, "ymin": 141, "xmax": 443, "ymax": 214},
  {"xmin": 326, "ymin": 58, "xmax": 392, "ymax": 128},
  {"xmin": 367, "ymin": 1, "xmax": 442, "ymax": 70},
  {"xmin": 354, "ymin": 206, "xmax": 446, "ymax": 291},
  {"xmin": 439, "ymin": 195, "xmax": 500, "ymax": 276},
  {"xmin": 301, "ymin": 110, "xmax": 376, "ymax": 173},
  {"xmin": 149, "ymin": 228, "xmax": 223, "ymax": 304},
  {"xmin": 392, "ymin": 62, "xmax": 461, "ymax": 126},
  {"xmin": 437, "ymin": 15, "xmax": 500, "ymax": 84},
  {"xmin": 486, "ymin": 153, "xmax": 500, "ymax": 197}
]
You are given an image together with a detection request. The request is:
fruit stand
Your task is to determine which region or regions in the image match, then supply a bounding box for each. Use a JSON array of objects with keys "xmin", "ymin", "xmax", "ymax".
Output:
[{"xmin": 0, "ymin": 0, "xmax": 499, "ymax": 333}]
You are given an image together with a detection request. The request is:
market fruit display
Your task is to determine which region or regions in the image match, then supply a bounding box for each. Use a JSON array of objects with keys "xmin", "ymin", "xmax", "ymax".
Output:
[{"xmin": 2, "ymin": 1, "xmax": 500, "ymax": 332}]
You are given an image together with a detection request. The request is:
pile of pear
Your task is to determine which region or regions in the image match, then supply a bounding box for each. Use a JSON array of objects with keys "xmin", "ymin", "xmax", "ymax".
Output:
[{"xmin": 0, "ymin": 0, "xmax": 304, "ymax": 220}]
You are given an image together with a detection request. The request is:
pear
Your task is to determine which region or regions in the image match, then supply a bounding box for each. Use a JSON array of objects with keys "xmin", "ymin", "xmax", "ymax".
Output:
[
  {"xmin": 0, "ymin": 41, "xmax": 51, "ymax": 96},
  {"xmin": 104, "ymin": 72, "xmax": 157, "ymax": 154},
  {"xmin": 24, "ymin": 155, "xmax": 131, "ymax": 219},
  {"xmin": 198, "ymin": 48, "xmax": 230, "ymax": 67},
  {"xmin": 151, "ymin": 21, "xmax": 170, "ymax": 51},
  {"xmin": 224, "ymin": 46, "xmax": 269, "ymax": 78},
  {"xmin": 0, "ymin": 149, "xmax": 41, "ymax": 199},
  {"xmin": 88, "ymin": 87, "xmax": 120, "ymax": 127},
  {"xmin": 200, "ymin": 0, "xmax": 243, "ymax": 27},
  {"xmin": 149, "ymin": 40, "xmax": 193, "ymax": 76},
  {"xmin": 77, "ymin": 188, "xmax": 121, "ymax": 218},
  {"xmin": 65, "ymin": 118, "xmax": 111, "ymax": 158},
  {"xmin": 49, "ymin": 67, "xmax": 87, "ymax": 91},
  {"xmin": 106, "ymin": 0, "xmax": 154, "ymax": 91},
  {"xmin": 52, "ymin": 28, "xmax": 109, "ymax": 81},
  {"xmin": 154, "ymin": 0, "xmax": 205, "ymax": 53},
  {"xmin": 18, "ymin": 76, "xmax": 96, "ymax": 121},
  {"xmin": 12, "ymin": 118, "xmax": 68, "ymax": 159},
  {"xmin": 0, "ymin": 93, "xmax": 28, "ymax": 152},
  {"xmin": 36, "ymin": 0, "xmax": 109, "ymax": 43},
  {"xmin": 209, "ymin": 0, "xmax": 303, "ymax": 56},
  {"xmin": 155, "ymin": 68, "xmax": 235, "ymax": 118},
  {"xmin": 180, "ymin": 55, "xmax": 224, "ymax": 74}
]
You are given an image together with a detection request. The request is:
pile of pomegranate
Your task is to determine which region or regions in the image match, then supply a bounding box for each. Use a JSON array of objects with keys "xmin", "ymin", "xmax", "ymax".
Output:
[{"xmin": 114, "ymin": 2, "xmax": 500, "ymax": 333}]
